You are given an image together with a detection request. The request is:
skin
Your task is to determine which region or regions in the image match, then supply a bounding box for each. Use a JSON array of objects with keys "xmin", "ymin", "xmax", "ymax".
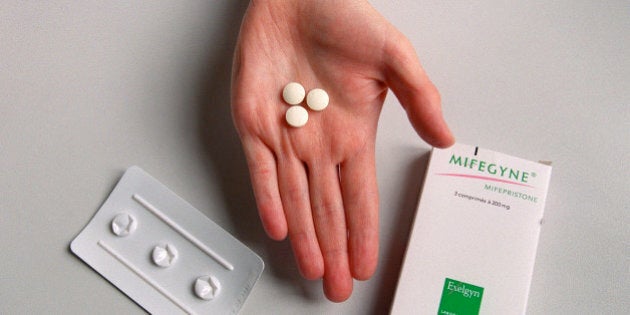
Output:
[{"xmin": 231, "ymin": 0, "xmax": 454, "ymax": 302}]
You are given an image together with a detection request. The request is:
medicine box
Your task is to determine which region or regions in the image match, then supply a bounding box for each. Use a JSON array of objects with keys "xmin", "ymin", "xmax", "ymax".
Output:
[{"xmin": 390, "ymin": 143, "xmax": 551, "ymax": 314}]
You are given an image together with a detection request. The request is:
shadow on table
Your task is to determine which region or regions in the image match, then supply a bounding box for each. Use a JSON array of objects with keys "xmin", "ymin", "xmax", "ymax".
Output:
[
  {"xmin": 194, "ymin": 0, "xmax": 322, "ymax": 302},
  {"xmin": 369, "ymin": 151, "xmax": 431, "ymax": 315}
]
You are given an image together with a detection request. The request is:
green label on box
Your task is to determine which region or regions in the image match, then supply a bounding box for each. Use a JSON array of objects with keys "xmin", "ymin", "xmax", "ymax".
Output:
[{"xmin": 437, "ymin": 278, "xmax": 484, "ymax": 315}]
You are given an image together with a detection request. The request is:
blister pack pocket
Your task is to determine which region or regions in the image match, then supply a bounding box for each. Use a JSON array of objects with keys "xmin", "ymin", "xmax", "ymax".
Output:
[{"xmin": 71, "ymin": 166, "xmax": 263, "ymax": 315}]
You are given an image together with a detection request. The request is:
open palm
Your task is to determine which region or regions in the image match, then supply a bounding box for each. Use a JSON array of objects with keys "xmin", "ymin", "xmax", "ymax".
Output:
[{"xmin": 231, "ymin": 0, "xmax": 454, "ymax": 302}]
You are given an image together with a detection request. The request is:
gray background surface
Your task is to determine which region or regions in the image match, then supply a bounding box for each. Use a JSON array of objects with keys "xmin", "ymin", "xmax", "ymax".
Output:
[{"xmin": 1, "ymin": 1, "xmax": 628, "ymax": 314}]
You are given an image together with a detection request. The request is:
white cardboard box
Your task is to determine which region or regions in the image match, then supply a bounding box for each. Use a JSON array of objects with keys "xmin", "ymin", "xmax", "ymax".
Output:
[{"xmin": 390, "ymin": 143, "xmax": 552, "ymax": 315}]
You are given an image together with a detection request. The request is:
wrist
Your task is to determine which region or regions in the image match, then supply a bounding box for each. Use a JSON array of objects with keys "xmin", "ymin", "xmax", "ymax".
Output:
[{"xmin": 250, "ymin": 0, "xmax": 298, "ymax": 8}]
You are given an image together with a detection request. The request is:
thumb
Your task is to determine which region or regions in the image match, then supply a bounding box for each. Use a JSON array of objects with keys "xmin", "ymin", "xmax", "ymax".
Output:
[{"xmin": 383, "ymin": 31, "xmax": 455, "ymax": 148}]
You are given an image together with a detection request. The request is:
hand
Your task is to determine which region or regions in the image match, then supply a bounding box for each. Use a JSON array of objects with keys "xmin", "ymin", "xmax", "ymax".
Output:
[{"xmin": 231, "ymin": 0, "xmax": 454, "ymax": 302}]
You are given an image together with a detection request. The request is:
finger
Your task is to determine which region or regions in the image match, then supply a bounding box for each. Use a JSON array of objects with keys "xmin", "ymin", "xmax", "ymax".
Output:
[
  {"xmin": 308, "ymin": 162, "xmax": 353, "ymax": 302},
  {"xmin": 277, "ymin": 156, "xmax": 324, "ymax": 280},
  {"xmin": 340, "ymin": 148, "xmax": 379, "ymax": 281},
  {"xmin": 384, "ymin": 31, "xmax": 455, "ymax": 148},
  {"xmin": 242, "ymin": 139, "xmax": 287, "ymax": 240}
]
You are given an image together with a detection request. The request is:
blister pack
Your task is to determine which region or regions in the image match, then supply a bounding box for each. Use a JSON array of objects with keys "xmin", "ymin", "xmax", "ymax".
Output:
[{"xmin": 71, "ymin": 166, "xmax": 263, "ymax": 315}]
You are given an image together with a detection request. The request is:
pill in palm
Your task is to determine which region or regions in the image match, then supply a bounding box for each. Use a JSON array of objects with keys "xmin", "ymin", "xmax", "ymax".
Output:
[
  {"xmin": 306, "ymin": 88, "xmax": 329, "ymax": 111},
  {"xmin": 285, "ymin": 105, "xmax": 308, "ymax": 127},
  {"xmin": 282, "ymin": 82, "xmax": 306, "ymax": 105}
]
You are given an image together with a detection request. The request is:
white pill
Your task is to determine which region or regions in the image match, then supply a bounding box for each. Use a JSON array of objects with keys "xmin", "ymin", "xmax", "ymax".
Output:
[
  {"xmin": 152, "ymin": 244, "xmax": 178, "ymax": 268},
  {"xmin": 195, "ymin": 275, "xmax": 221, "ymax": 300},
  {"xmin": 306, "ymin": 88, "xmax": 329, "ymax": 111},
  {"xmin": 285, "ymin": 106, "xmax": 308, "ymax": 127},
  {"xmin": 282, "ymin": 82, "xmax": 306, "ymax": 105},
  {"xmin": 111, "ymin": 213, "xmax": 137, "ymax": 237}
]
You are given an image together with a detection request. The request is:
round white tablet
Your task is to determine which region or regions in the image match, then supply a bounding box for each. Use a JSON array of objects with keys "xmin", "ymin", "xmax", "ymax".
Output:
[
  {"xmin": 194, "ymin": 275, "xmax": 221, "ymax": 300},
  {"xmin": 152, "ymin": 244, "xmax": 178, "ymax": 268},
  {"xmin": 282, "ymin": 82, "xmax": 306, "ymax": 105},
  {"xmin": 285, "ymin": 106, "xmax": 308, "ymax": 127},
  {"xmin": 306, "ymin": 88, "xmax": 329, "ymax": 111}
]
